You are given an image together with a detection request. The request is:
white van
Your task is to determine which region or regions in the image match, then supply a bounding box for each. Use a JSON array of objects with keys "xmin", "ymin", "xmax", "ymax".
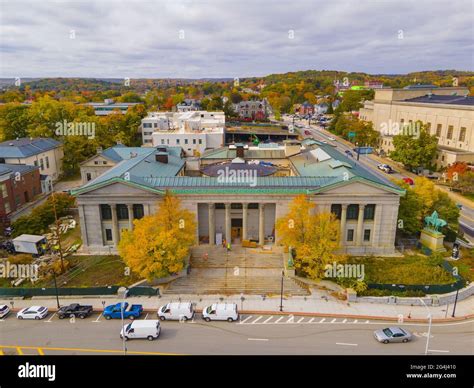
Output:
[
  {"xmin": 202, "ymin": 303, "xmax": 239, "ymax": 322},
  {"xmin": 158, "ymin": 302, "xmax": 194, "ymax": 321},
  {"xmin": 120, "ymin": 320, "xmax": 161, "ymax": 341}
]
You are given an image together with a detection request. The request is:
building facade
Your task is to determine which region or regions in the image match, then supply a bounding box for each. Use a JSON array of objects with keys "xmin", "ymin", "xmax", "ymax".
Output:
[
  {"xmin": 0, "ymin": 164, "xmax": 41, "ymax": 229},
  {"xmin": 0, "ymin": 138, "xmax": 63, "ymax": 181},
  {"xmin": 234, "ymin": 100, "xmax": 268, "ymax": 121},
  {"xmin": 73, "ymin": 141, "xmax": 404, "ymax": 256},
  {"xmin": 359, "ymin": 86, "xmax": 474, "ymax": 168}
]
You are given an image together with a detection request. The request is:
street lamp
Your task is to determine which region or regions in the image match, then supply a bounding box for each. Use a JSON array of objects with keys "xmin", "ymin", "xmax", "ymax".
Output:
[
  {"xmin": 279, "ymin": 269, "xmax": 284, "ymax": 312},
  {"xmin": 418, "ymin": 298, "xmax": 432, "ymax": 355},
  {"xmin": 451, "ymin": 288, "xmax": 460, "ymax": 318}
]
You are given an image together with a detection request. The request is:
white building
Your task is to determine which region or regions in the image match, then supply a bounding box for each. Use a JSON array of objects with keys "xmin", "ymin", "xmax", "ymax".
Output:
[{"xmin": 141, "ymin": 111, "xmax": 225, "ymax": 156}]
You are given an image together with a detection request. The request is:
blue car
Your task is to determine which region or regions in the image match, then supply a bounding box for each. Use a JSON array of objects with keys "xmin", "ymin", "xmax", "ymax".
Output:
[
  {"xmin": 103, "ymin": 302, "xmax": 143, "ymax": 320},
  {"xmin": 345, "ymin": 150, "xmax": 354, "ymax": 157}
]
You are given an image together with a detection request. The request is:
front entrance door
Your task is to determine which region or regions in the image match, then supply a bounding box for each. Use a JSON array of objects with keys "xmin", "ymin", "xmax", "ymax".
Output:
[
  {"xmin": 231, "ymin": 227, "xmax": 242, "ymax": 241},
  {"xmin": 231, "ymin": 218, "xmax": 243, "ymax": 243}
]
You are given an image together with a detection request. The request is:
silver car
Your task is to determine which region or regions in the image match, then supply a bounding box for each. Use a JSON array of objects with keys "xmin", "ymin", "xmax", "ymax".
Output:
[{"xmin": 374, "ymin": 327, "xmax": 412, "ymax": 344}]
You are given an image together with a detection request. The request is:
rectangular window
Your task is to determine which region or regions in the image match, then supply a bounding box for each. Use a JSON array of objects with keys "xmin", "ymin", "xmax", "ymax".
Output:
[
  {"xmin": 364, "ymin": 229, "xmax": 371, "ymax": 242},
  {"xmin": 184, "ymin": 139, "xmax": 188, "ymax": 144},
  {"xmin": 364, "ymin": 204, "xmax": 376, "ymax": 220},
  {"xmin": 459, "ymin": 127, "xmax": 466, "ymax": 142},
  {"xmin": 176, "ymin": 139, "xmax": 180, "ymax": 145},
  {"xmin": 4, "ymin": 201, "xmax": 11, "ymax": 213},
  {"xmin": 105, "ymin": 229, "xmax": 113, "ymax": 241},
  {"xmin": 86, "ymin": 173, "xmax": 92, "ymax": 181},
  {"xmin": 0, "ymin": 183, "xmax": 7, "ymax": 198},
  {"xmin": 15, "ymin": 194, "xmax": 20, "ymax": 205},
  {"xmin": 426, "ymin": 122, "xmax": 431, "ymax": 132},
  {"xmin": 447, "ymin": 125, "xmax": 454, "ymax": 140},
  {"xmin": 347, "ymin": 229, "xmax": 354, "ymax": 242},
  {"xmin": 198, "ymin": 139, "xmax": 202, "ymax": 144},
  {"xmin": 40, "ymin": 159, "xmax": 44, "ymax": 171},
  {"xmin": 100, "ymin": 204, "xmax": 112, "ymax": 220},
  {"xmin": 45, "ymin": 156, "xmax": 50, "ymax": 169},
  {"xmin": 330, "ymin": 204, "xmax": 342, "ymax": 220},
  {"xmin": 436, "ymin": 124, "xmax": 442, "ymax": 137},
  {"xmin": 346, "ymin": 204, "xmax": 359, "ymax": 220},
  {"xmin": 193, "ymin": 139, "xmax": 196, "ymax": 144},
  {"xmin": 116, "ymin": 204, "xmax": 129, "ymax": 220},
  {"xmin": 161, "ymin": 139, "xmax": 165, "ymax": 145},
  {"xmin": 133, "ymin": 204, "xmax": 144, "ymax": 219}
]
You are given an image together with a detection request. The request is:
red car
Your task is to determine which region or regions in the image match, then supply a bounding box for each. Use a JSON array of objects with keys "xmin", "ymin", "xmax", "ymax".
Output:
[
  {"xmin": 304, "ymin": 130, "xmax": 311, "ymax": 135},
  {"xmin": 402, "ymin": 177, "xmax": 414, "ymax": 185}
]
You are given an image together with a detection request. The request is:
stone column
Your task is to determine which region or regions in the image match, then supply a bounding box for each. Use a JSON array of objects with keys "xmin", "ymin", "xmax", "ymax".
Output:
[
  {"xmin": 127, "ymin": 204, "xmax": 134, "ymax": 230},
  {"xmin": 111, "ymin": 204, "xmax": 119, "ymax": 245},
  {"xmin": 372, "ymin": 204, "xmax": 381, "ymax": 247},
  {"xmin": 259, "ymin": 203, "xmax": 265, "ymax": 246},
  {"xmin": 340, "ymin": 204, "xmax": 347, "ymax": 244},
  {"xmin": 242, "ymin": 203, "xmax": 248, "ymax": 241},
  {"xmin": 225, "ymin": 203, "xmax": 231, "ymax": 242},
  {"xmin": 208, "ymin": 203, "xmax": 215, "ymax": 245},
  {"xmin": 78, "ymin": 204, "xmax": 88, "ymax": 247},
  {"xmin": 356, "ymin": 204, "xmax": 365, "ymax": 246}
]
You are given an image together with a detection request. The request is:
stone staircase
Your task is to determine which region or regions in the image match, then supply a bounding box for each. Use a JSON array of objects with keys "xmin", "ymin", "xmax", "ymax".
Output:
[{"xmin": 163, "ymin": 245, "xmax": 309, "ymax": 296}]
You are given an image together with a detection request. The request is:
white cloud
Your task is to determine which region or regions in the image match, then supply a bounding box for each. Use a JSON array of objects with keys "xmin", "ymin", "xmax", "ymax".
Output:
[{"xmin": 0, "ymin": 0, "xmax": 472, "ymax": 77}]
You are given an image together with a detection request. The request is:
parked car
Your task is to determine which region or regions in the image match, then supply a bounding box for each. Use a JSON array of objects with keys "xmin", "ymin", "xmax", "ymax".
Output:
[
  {"xmin": 103, "ymin": 302, "xmax": 143, "ymax": 320},
  {"xmin": 327, "ymin": 136, "xmax": 336, "ymax": 141},
  {"xmin": 377, "ymin": 164, "xmax": 393, "ymax": 174},
  {"xmin": 17, "ymin": 306, "xmax": 48, "ymax": 320},
  {"xmin": 158, "ymin": 302, "xmax": 194, "ymax": 321},
  {"xmin": 120, "ymin": 320, "xmax": 161, "ymax": 341},
  {"xmin": 202, "ymin": 303, "xmax": 239, "ymax": 322},
  {"xmin": 344, "ymin": 150, "xmax": 354, "ymax": 157},
  {"xmin": 304, "ymin": 130, "xmax": 311, "ymax": 136},
  {"xmin": 374, "ymin": 327, "xmax": 412, "ymax": 344},
  {"xmin": 0, "ymin": 304, "xmax": 10, "ymax": 319},
  {"xmin": 58, "ymin": 303, "xmax": 93, "ymax": 319},
  {"xmin": 402, "ymin": 177, "xmax": 414, "ymax": 185}
]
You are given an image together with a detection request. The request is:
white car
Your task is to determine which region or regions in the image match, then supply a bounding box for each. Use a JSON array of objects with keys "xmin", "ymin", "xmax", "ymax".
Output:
[
  {"xmin": 327, "ymin": 136, "xmax": 336, "ymax": 141},
  {"xmin": 0, "ymin": 304, "xmax": 10, "ymax": 319},
  {"xmin": 17, "ymin": 306, "xmax": 49, "ymax": 320}
]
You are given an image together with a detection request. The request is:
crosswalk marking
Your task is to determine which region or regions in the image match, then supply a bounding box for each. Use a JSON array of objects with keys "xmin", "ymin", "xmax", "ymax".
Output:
[
  {"xmin": 275, "ymin": 316, "xmax": 284, "ymax": 323},
  {"xmin": 240, "ymin": 316, "xmax": 253, "ymax": 324},
  {"xmin": 331, "ymin": 318, "xmax": 336, "ymax": 323},
  {"xmin": 342, "ymin": 319, "xmax": 347, "ymax": 323},
  {"xmin": 251, "ymin": 316, "xmax": 262, "ymax": 324},
  {"xmin": 237, "ymin": 315, "xmax": 375, "ymax": 325},
  {"xmin": 308, "ymin": 318, "xmax": 314, "ymax": 323},
  {"xmin": 263, "ymin": 316, "xmax": 273, "ymax": 324},
  {"xmin": 297, "ymin": 317, "xmax": 304, "ymax": 323},
  {"xmin": 319, "ymin": 318, "xmax": 326, "ymax": 323}
]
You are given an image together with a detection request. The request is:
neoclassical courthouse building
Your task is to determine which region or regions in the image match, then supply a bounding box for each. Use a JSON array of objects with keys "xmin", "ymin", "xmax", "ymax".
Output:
[{"xmin": 73, "ymin": 138, "xmax": 404, "ymax": 256}]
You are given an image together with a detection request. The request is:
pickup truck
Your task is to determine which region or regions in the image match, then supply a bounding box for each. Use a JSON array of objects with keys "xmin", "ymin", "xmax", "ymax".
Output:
[
  {"xmin": 58, "ymin": 303, "xmax": 93, "ymax": 319},
  {"xmin": 103, "ymin": 302, "xmax": 143, "ymax": 320}
]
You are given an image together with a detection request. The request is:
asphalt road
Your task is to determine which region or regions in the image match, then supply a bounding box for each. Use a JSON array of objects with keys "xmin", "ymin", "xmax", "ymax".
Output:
[
  {"xmin": 286, "ymin": 117, "xmax": 474, "ymax": 239},
  {"xmin": 0, "ymin": 311, "xmax": 472, "ymax": 355}
]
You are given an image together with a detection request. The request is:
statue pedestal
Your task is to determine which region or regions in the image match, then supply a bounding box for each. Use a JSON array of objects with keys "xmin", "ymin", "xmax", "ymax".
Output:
[{"xmin": 420, "ymin": 229, "xmax": 446, "ymax": 252}]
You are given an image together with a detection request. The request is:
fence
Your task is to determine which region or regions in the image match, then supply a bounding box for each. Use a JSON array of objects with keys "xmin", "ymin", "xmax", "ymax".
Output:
[{"xmin": 0, "ymin": 286, "xmax": 120, "ymax": 297}]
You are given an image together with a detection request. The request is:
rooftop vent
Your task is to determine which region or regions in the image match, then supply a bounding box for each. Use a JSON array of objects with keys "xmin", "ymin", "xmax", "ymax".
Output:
[{"xmin": 155, "ymin": 152, "xmax": 168, "ymax": 164}]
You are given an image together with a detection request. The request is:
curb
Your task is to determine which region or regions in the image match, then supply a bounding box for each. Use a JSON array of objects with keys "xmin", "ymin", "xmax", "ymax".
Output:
[{"xmin": 7, "ymin": 307, "xmax": 474, "ymax": 323}]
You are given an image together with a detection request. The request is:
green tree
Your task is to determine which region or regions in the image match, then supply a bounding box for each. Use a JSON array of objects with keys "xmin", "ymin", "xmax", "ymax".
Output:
[
  {"xmin": 0, "ymin": 103, "xmax": 30, "ymax": 141},
  {"xmin": 390, "ymin": 124, "xmax": 438, "ymax": 170}
]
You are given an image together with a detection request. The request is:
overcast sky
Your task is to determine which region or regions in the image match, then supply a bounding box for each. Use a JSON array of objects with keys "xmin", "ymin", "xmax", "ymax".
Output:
[{"xmin": 0, "ymin": 0, "xmax": 473, "ymax": 78}]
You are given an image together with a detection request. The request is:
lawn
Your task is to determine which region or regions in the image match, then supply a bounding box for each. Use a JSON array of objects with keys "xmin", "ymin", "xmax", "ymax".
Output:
[
  {"xmin": 59, "ymin": 255, "xmax": 141, "ymax": 287},
  {"xmin": 346, "ymin": 255, "xmax": 456, "ymax": 285},
  {"xmin": 456, "ymin": 256, "xmax": 474, "ymax": 282}
]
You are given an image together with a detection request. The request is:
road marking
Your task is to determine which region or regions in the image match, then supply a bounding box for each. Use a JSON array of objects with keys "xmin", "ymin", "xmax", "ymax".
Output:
[
  {"xmin": 331, "ymin": 318, "xmax": 336, "ymax": 323},
  {"xmin": 45, "ymin": 313, "xmax": 56, "ymax": 323},
  {"xmin": 251, "ymin": 316, "xmax": 262, "ymax": 324},
  {"xmin": 16, "ymin": 347, "xmax": 23, "ymax": 355},
  {"xmin": 93, "ymin": 314, "xmax": 102, "ymax": 323},
  {"xmin": 308, "ymin": 318, "xmax": 314, "ymax": 323},
  {"xmin": 239, "ymin": 316, "xmax": 253, "ymax": 324},
  {"xmin": 319, "ymin": 318, "xmax": 326, "ymax": 323},
  {"xmin": 275, "ymin": 316, "xmax": 284, "ymax": 324},
  {"xmin": 297, "ymin": 317, "xmax": 304, "ymax": 323},
  {"xmin": 0, "ymin": 344, "xmax": 182, "ymax": 356},
  {"xmin": 342, "ymin": 319, "xmax": 347, "ymax": 323},
  {"xmin": 353, "ymin": 319, "xmax": 358, "ymax": 323},
  {"xmin": 336, "ymin": 342, "xmax": 358, "ymax": 346},
  {"xmin": 37, "ymin": 348, "xmax": 44, "ymax": 355},
  {"xmin": 429, "ymin": 349, "xmax": 450, "ymax": 353},
  {"xmin": 365, "ymin": 320, "xmax": 370, "ymax": 323},
  {"xmin": 144, "ymin": 313, "xmax": 149, "ymax": 320},
  {"xmin": 248, "ymin": 338, "xmax": 269, "ymax": 341},
  {"xmin": 263, "ymin": 316, "xmax": 273, "ymax": 324}
]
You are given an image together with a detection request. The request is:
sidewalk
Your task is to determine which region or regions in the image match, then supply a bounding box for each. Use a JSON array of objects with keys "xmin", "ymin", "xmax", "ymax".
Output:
[{"xmin": 4, "ymin": 291, "xmax": 474, "ymax": 323}]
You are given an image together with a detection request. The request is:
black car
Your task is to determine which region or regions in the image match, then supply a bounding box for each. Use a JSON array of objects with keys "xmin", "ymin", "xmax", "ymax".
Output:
[{"xmin": 58, "ymin": 303, "xmax": 93, "ymax": 319}]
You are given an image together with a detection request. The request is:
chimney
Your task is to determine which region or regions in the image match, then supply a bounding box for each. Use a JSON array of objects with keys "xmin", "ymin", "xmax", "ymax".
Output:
[
  {"xmin": 155, "ymin": 152, "xmax": 168, "ymax": 164},
  {"xmin": 96, "ymin": 146, "xmax": 103, "ymax": 154}
]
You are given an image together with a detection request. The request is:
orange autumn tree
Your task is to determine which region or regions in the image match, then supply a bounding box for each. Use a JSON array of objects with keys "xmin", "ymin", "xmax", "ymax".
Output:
[
  {"xmin": 118, "ymin": 192, "xmax": 196, "ymax": 281},
  {"xmin": 276, "ymin": 194, "xmax": 344, "ymax": 280}
]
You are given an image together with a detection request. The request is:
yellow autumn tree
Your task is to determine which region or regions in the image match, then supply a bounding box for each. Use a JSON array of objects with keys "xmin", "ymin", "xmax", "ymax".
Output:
[
  {"xmin": 276, "ymin": 194, "xmax": 344, "ymax": 280},
  {"xmin": 118, "ymin": 191, "xmax": 196, "ymax": 281}
]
